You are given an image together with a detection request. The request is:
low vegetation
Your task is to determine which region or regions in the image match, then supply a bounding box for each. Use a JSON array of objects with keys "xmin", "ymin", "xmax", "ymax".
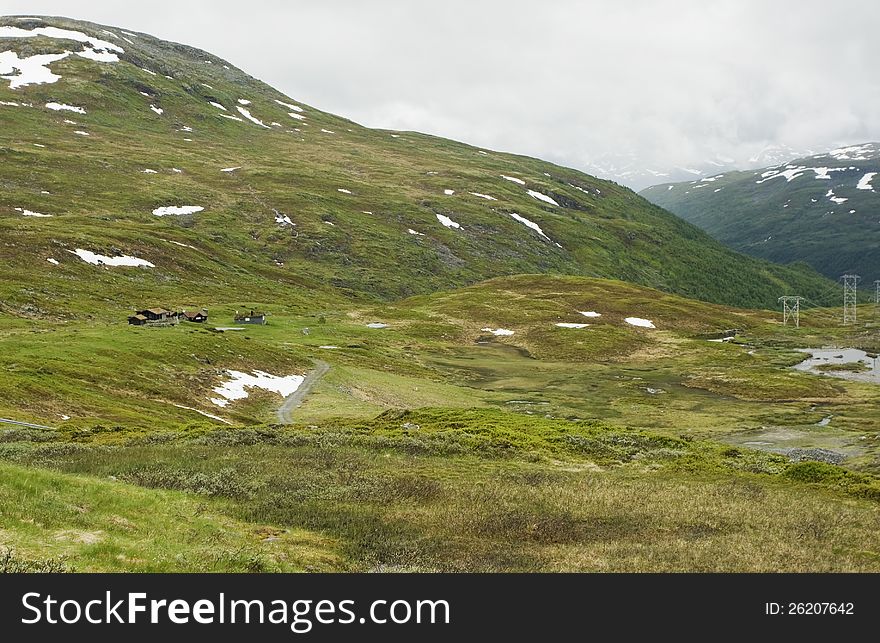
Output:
[{"xmin": 2, "ymin": 410, "xmax": 880, "ymax": 572}]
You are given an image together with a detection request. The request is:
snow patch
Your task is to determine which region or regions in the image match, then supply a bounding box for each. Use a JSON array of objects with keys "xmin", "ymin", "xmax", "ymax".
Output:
[
  {"xmin": 856, "ymin": 172, "xmax": 876, "ymax": 191},
  {"xmin": 237, "ymin": 98, "xmax": 251, "ymax": 105},
  {"xmin": 826, "ymin": 189, "xmax": 848, "ymax": 205},
  {"xmin": 556, "ymin": 323, "xmax": 589, "ymax": 329},
  {"xmin": 275, "ymin": 212, "xmax": 295, "ymax": 227},
  {"xmin": 507, "ymin": 212, "xmax": 549, "ymax": 240},
  {"xmin": 337, "ymin": 188, "xmax": 352, "ymax": 194},
  {"xmin": 46, "ymin": 102, "xmax": 85, "ymax": 114},
  {"xmin": 236, "ymin": 106, "xmax": 269, "ymax": 128},
  {"xmin": 47, "ymin": 258, "xmax": 59, "ymax": 265},
  {"xmin": 210, "ymin": 370, "xmax": 304, "ymax": 408},
  {"xmin": 220, "ymin": 166, "xmax": 241, "ymax": 172},
  {"xmin": 150, "ymin": 105, "xmax": 163, "ymax": 115},
  {"xmin": 0, "ymin": 26, "xmax": 123, "ymax": 88},
  {"xmin": 73, "ymin": 130, "xmax": 89, "ymax": 136},
  {"xmin": 527, "ymin": 189, "xmax": 559, "ymax": 206},
  {"xmin": 366, "ymin": 323, "xmax": 389, "ymax": 329},
  {"xmin": 756, "ymin": 165, "xmax": 845, "ymax": 184},
  {"xmin": 625, "ymin": 317, "xmax": 655, "ymax": 329},
  {"xmin": 209, "ymin": 101, "xmax": 227, "ymax": 111},
  {"xmin": 444, "ymin": 189, "xmax": 455, "ymax": 195},
  {"xmin": 469, "ymin": 192, "xmax": 496, "ymax": 201},
  {"xmin": 436, "ymin": 214, "xmax": 461, "ymax": 229},
  {"xmin": 171, "ymin": 403, "xmax": 231, "ymax": 424},
  {"xmin": 579, "ymin": 311, "xmax": 601, "ymax": 318},
  {"xmin": 69, "ymin": 249, "xmax": 154, "ymax": 267},
  {"xmin": 152, "ymin": 205, "xmax": 204, "ymax": 216},
  {"xmin": 481, "ymin": 328, "xmax": 514, "ymax": 336},
  {"xmin": 141, "ymin": 169, "xmax": 158, "ymax": 174},
  {"xmin": 501, "ymin": 175, "xmax": 526, "ymax": 185},
  {"xmin": 829, "ymin": 144, "xmax": 875, "ymax": 161},
  {"xmin": 164, "ymin": 239, "xmax": 197, "ymax": 250},
  {"xmin": 15, "ymin": 207, "xmax": 51, "ymax": 217},
  {"xmin": 275, "ymin": 99, "xmax": 303, "ymax": 112},
  {"xmin": 76, "ymin": 48, "xmax": 118, "ymax": 63},
  {"xmin": 407, "ymin": 229, "xmax": 424, "ymax": 236}
]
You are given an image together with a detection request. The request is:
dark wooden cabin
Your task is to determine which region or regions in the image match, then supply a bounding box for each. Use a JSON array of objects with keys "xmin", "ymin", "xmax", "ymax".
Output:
[
  {"xmin": 234, "ymin": 310, "xmax": 267, "ymax": 325},
  {"xmin": 181, "ymin": 309, "xmax": 208, "ymax": 323},
  {"xmin": 128, "ymin": 308, "xmax": 179, "ymax": 326}
]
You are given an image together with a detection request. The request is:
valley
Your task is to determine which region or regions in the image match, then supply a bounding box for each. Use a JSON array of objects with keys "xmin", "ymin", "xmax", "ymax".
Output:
[{"xmin": 2, "ymin": 16, "xmax": 880, "ymax": 574}]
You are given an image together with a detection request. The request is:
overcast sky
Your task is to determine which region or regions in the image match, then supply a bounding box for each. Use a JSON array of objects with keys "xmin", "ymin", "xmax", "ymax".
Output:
[{"xmin": 5, "ymin": 0, "xmax": 880, "ymax": 184}]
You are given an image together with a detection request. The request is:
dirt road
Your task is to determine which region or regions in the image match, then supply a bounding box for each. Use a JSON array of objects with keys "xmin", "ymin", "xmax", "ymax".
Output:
[{"xmin": 276, "ymin": 359, "xmax": 330, "ymax": 424}]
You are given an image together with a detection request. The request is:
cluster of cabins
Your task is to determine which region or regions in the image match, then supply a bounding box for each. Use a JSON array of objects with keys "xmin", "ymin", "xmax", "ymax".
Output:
[
  {"xmin": 128, "ymin": 308, "xmax": 208, "ymax": 326},
  {"xmin": 128, "ymin": 308, "xmax": 268, "ymax": 326}
]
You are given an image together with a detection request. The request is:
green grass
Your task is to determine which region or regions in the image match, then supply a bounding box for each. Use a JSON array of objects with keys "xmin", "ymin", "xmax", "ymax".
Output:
[
  {"xmin": 3, "ymin": 409, "xmax": 880, "ymax": 572},
  {"xmin": 0, "ymin": 460, "xmax": 340, "ymax": 572}
]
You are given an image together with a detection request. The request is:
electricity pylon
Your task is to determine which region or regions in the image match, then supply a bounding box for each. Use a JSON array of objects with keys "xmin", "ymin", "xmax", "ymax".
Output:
[
  {"xmin": 842, "ymin": 274, "xmax": 860, "ymax": 325},
  {"xmin": 778, "ymin": 296, "xmax": 804, "ymax": 328}
]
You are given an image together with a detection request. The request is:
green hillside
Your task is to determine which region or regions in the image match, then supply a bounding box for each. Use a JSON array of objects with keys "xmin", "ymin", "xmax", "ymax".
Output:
[
  {"xmin": 641, "ymin": 144, "xmax": 880, "ymax": 281},
  {"xmin": 0, "ymin": 15, "xmax": 834, "ymax": 315}
]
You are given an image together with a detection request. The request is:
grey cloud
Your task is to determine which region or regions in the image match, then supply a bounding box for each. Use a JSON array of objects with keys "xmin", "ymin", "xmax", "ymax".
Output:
[{"xmin": 5, "ymin": 0, "xmax": 880, "ymax": 187}]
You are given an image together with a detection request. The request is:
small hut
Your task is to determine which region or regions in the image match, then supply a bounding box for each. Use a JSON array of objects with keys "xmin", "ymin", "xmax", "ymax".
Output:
[
  {"xmin": 234, "ymin": 310, "xmax": 267, "ymax": 325},
  {"xmin": 181, "ymin": 309, "xmax": 209, "ymax": 323}
]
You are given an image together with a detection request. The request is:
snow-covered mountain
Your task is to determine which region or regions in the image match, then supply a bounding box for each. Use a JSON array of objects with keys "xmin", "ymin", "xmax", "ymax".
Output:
[
  {"xmin": 640, "ymin": 143, "xmax": 880, "ymax": 279},
  {"xmin": 584, "ymin": 144, "xmax": 815, "ymax": 191}
]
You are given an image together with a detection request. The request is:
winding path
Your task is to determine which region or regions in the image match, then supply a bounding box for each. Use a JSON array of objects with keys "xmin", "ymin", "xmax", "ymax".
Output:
[{"xmin": 276, "ymin": 359, "xmax": 330, "ymax": 424}]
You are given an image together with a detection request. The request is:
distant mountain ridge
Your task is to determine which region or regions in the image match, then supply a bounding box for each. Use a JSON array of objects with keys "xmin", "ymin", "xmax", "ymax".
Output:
[
  {"xmin": 640, "ymin": 143, "xmax": 880, "ymax": 281},
  {"xmin": 585, "ymin": 144, "xmax": 815, "ymax": 191}
]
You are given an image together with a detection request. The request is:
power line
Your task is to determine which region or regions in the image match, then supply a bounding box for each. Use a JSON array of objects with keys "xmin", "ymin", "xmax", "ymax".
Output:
[
  {"xmin": 842, "ymin": 274, "xmax": 861, "ymax": 325},
  {"xmin": 778, "ymin": 296, "xmax": 804, "ymax": 327}
]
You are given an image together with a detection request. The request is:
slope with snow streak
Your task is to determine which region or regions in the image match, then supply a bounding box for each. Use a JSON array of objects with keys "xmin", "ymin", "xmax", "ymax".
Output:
[
  {"xmin": 507, "ymin": 212, "xmax": 550, "ymax": 240},
  {"xmin": 0, "ymin": 15, "xmax": 837, "ymax": 312},
  {"xmin": 527, "ymin": 189, "xmax": 559, "ymax": 206},
  {"xmin": 0, "ymin": 24, "xmax": 123, "ymax": 89}
]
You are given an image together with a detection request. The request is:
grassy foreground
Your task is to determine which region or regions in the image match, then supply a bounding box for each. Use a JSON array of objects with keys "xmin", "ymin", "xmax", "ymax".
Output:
[{"xmin": 3, "ymin": 409, "xmax": 880, "ymax": 572}]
